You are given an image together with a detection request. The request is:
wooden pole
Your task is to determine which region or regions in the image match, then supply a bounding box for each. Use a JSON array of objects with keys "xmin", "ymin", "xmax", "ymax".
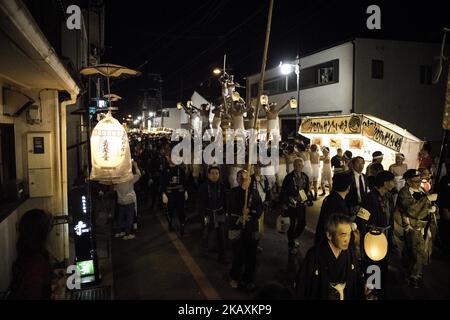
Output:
[{"xmin": 243, "ymin": 0, "xmax": 275, "ymax": 225}]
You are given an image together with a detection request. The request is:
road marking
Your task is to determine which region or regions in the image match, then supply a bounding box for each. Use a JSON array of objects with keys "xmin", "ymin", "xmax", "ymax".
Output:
[{"xmin": 157, "ymin": 213, "xmax": 221, "ymax": 300}]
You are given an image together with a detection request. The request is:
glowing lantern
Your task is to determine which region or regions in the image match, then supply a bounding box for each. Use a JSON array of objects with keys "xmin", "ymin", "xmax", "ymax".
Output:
[
  {"xmin": 260, "ymin": 95, "xmax": 268, "ymax": 106},
  {"xmin": 364, "ymin": 228, "xmax": 388, "ymax": 261},
  {"xmin": 289, "ymin": 97, "xmax": 298, "ymax": 109},
  {"xmin": 90, "ymin": 112, "xmax": 132, "ymax": 183}
]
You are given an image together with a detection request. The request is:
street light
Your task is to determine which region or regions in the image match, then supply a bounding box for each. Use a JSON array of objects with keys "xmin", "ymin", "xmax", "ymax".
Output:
[
  {"xmin": 279, "ymin": 55, "xmax": 300, "ymax": 136},
  {"xmin": 279, "ymin": 63, "xmax": 293, "ymax": 75},
  {"xmin": 212, "ymin": 68, "xmax": 222, "ymax": 76}
]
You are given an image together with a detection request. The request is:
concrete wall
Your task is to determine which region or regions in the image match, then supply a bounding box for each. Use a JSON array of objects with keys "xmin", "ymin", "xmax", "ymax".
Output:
[
  {"xmin": 0, "ymin": 82, "xmax": 67, "ymax": 292},
  {"xmin": 354, "ymin": 38, "xmax": 447, "ymax": 142}
]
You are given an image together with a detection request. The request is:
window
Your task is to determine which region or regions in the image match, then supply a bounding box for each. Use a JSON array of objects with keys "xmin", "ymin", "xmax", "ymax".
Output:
[
  {"xmin": 420, "ymin": 65, "xmax": 432, "ymax": 85},
  {"xmin": 249, "ymin": 59, "xmax": 339, "ymax": 97},
  {"xmin": 317, "ymin": 66, "xmax": 334, "ymax": 84},
  {"xmin": 372, "ymin": 60, "xmax": 384, "ymax": 79},
  {"xmin": 157, "ymin": 109, "xmax": 170, "ymax": 118},
  {"xmin": 263, "ymin": 78, "xmax": 283, "ymax": 96},
  {"xmin": 300, "ymin": 59, "xmax": 339, "ymax": 89}
]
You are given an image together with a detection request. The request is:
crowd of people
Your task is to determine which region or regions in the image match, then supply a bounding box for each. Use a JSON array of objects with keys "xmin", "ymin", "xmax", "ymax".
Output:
[
  {"xmin": 7, "ymin": 133, "xmax": 449, "ymax": 300},
  {"xmin": 116, "ymin": 134, "xmax": 449, "ymax": 299}
]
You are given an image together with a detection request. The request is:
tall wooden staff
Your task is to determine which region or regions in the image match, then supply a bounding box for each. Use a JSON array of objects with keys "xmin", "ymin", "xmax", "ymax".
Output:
[{"xmin": 243, "ymin": 0, "xmax": 275, "ymax": 225}]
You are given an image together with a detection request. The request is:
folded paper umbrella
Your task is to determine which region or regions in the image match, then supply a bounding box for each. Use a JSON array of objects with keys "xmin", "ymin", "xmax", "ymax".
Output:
[
  {"xmin": 80, "ymin": 64, "xmax": 140, "ymax": 111},
  {"xmin": 103, "ymin": 93, "xmax": 122, "ymax": 102}
]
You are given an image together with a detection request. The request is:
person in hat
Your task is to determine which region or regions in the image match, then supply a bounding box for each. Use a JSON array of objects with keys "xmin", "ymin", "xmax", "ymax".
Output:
[
  {"xmin": 394, "ymin": 169, "xmax": 438, "ymax": 288},
  {"xmin": 366, "ymin": 151, "xmax": 384, "ymax": 177}
]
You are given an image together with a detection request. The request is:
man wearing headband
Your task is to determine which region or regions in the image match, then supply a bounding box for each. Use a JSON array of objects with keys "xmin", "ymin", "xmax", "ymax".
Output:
[{"xmin": 366, "ymin": 151, "xmax": 384, "ymax": 177}]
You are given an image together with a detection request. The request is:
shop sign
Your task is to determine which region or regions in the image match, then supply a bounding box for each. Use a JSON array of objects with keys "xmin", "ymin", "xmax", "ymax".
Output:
[
  {"xmin": 362, "ymin": 117, "xmax": 403, "ymax": 152},
  {"xmin": 300, "ymin": 115, "xmax": 362, "ymax": 134}
]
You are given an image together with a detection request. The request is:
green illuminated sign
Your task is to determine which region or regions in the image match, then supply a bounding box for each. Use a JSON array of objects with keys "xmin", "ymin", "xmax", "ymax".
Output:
[{"xmin": 76, "ymin": 260, "xmax": 94, "ymax": 276}]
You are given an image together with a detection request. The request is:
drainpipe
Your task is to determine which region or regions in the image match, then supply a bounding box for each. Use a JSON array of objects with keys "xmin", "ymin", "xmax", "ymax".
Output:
[{"xmin": 61, "ymin": 93, "xmax": 78, "ymax": 261}]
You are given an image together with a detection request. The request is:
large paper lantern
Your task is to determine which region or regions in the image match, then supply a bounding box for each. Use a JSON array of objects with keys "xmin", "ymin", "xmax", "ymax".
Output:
[
  {"xmin": 90, "ymin": 112, "xmax": 132, "ymax": 183},
  {"xmin": 364, "ymin": 228, "xmax": 388, "ymax": 261}
]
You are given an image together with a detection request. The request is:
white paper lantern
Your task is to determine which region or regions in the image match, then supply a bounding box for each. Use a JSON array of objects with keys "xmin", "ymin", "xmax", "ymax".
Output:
[
  {"xmin": 364, "ymin": 228, "xmax": 388, "ymax": 262},
  {"xmin": 90, "ymin": 112, "xmax": 132, "ymax": 183}
]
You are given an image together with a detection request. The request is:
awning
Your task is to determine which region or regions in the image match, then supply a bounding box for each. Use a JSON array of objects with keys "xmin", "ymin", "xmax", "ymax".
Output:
[{"xmin": 0, "ymin": 0, "xmax": 79, "ymax": 94}]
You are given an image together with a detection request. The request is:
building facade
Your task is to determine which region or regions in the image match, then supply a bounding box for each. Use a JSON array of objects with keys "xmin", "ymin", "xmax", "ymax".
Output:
[
  {"xmin": 246, "ymin": 38, "xmax": 448, "ymax": 142},
  {"xmin": 0, "ymin": 0, "xmax": 105, "ymax": 293}
]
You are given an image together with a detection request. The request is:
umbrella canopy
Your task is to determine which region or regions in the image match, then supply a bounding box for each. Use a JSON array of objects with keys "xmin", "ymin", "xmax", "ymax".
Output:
[
  {"xmin": 80, "ymin": 63, "xmax": 141, "ymax": 79},
  {"xmin": 104, "ymin": 93, "xmax": 122, "ymax": 101},
  {"xmin": 80, "ymin": 64, "xmax": 140, "ymax": 111}
]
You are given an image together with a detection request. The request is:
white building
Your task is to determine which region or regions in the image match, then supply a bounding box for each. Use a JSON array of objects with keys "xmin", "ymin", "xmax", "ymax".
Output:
[
  {"xmin": 245, "ymin": 38, "xmax": 448, "ymax": 142},
  {"xmin": 151, "ymin": 107, "xmax": 187, "ymax": 130}
]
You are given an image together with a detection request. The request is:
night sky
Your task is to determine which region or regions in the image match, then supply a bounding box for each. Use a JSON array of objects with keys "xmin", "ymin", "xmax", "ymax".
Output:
[{"xmin": 94, "ymin": 0, "xmax": 450, "ymax": 117}]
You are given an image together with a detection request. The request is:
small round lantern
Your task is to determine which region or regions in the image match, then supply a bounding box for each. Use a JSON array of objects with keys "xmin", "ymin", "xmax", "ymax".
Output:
[{"xmin": 364, "ymin": 228, "xmax": 388, "ymax": 261}]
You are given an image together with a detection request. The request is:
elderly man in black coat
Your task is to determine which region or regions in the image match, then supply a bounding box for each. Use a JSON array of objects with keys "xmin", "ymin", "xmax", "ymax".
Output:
[{"xmin": 296, "ymin": 214, "xmax": 366, "ymax": 300}]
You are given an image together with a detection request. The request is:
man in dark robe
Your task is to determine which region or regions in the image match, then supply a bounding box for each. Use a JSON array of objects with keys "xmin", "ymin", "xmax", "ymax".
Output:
[
  {"xmin": 315, "ymin": 173, "xmax": 352, "ymax": 244},
  {"xmin": 296, "ymin": 214, "xmax": 365, "ymax": 300}
]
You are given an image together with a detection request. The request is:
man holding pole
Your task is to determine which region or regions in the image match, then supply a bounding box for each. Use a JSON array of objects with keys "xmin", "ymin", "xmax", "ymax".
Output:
[
  {"xmin": 228, "ymin": 170, "xmax": 264, "ymax": 291},
  {"xmin": 280, "ymin": 158, "xmax": 311, "ymax": 255}
]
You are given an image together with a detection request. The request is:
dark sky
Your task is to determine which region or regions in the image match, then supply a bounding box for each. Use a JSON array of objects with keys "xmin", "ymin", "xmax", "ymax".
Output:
[{"xmin": 98, "ymin": 0, "xmax": 450, "ymax": 116}]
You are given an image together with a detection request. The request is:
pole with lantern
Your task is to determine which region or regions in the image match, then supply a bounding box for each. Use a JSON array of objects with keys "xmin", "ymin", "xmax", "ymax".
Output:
[
  {"xmin": 243, "ymin": 0, "xmax": 275, "ymax": 225},
  {"xmin": 77, "ymin": 64, "xmax": 140, "ymax": 285}
]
